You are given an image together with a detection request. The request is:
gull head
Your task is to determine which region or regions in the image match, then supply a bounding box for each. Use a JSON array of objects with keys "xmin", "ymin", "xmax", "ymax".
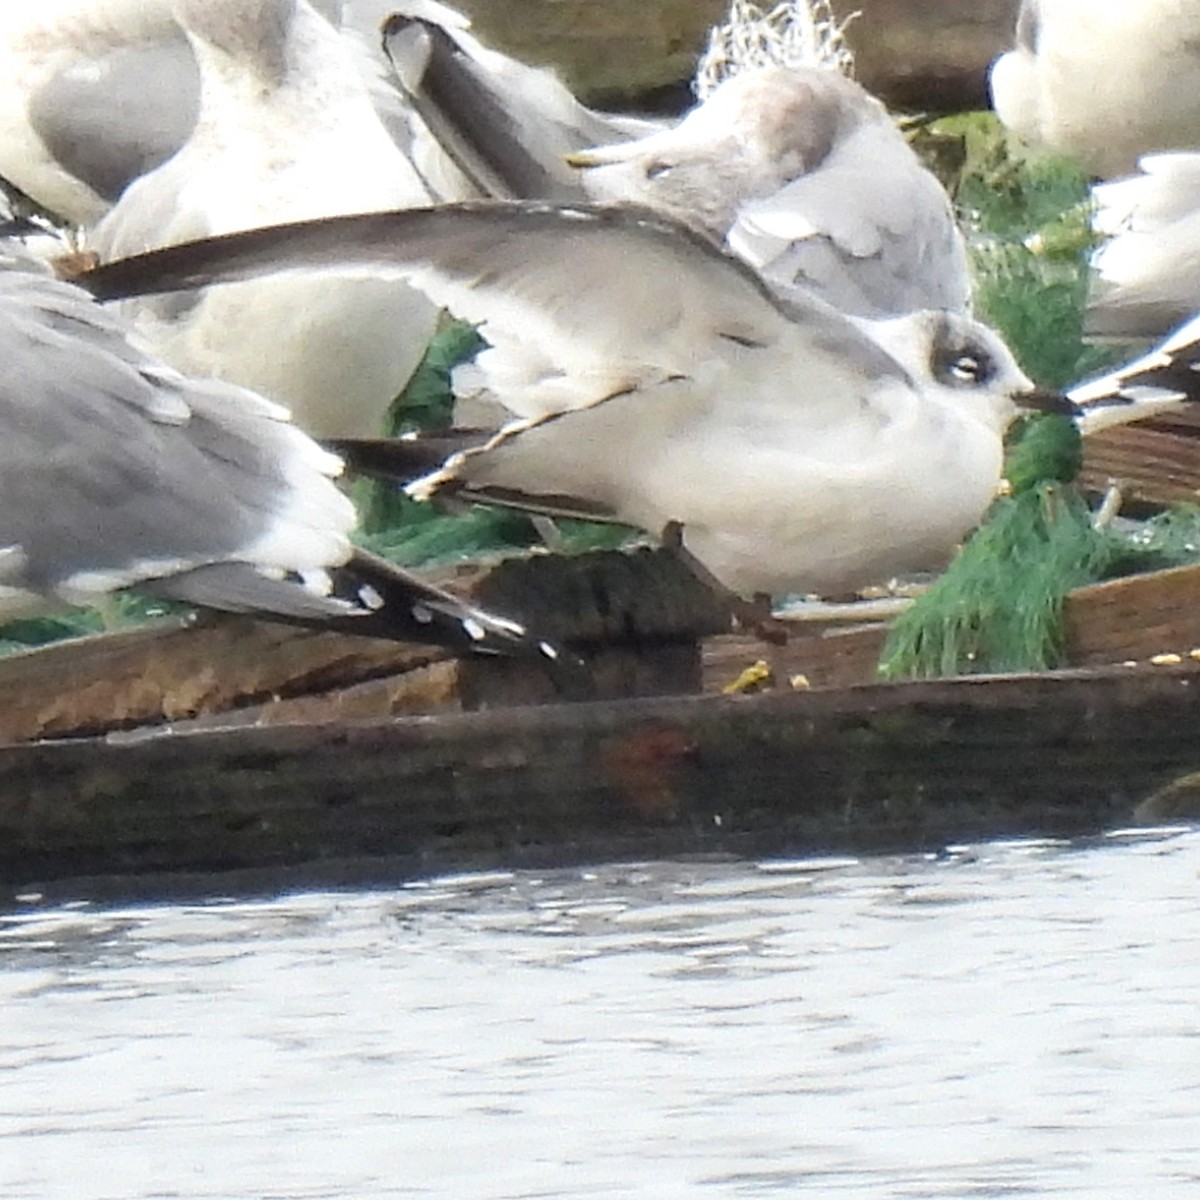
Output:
[
  {"xmin": 861, "ymin": 310, "xmax": 1074, "ymax": 430},
  {"xmin": 568, "ymin": 66, "xmax": 883, "ymax": 241}
]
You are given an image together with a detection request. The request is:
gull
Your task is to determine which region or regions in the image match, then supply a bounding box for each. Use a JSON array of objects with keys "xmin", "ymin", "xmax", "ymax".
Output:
[
  {"xmin": 379, "ymin": 0, "xmax": 968, "ymax": 318},
  {"xmin": 78, "ymin": 203, "xmax": 1069, "ymax": 600},
  {"xmin": 1086, "ymin": 152, "xmax": 1200, "ymax": 341},
  {"xmin": 0, "ymin": 0, "xmax": 428, "ymax": 227},
  {"xmin": 0, "ymin": 239, "xmax": 558, "ymax": 668},
  {"xmin": 567, "ymin": 64, "xmax": 972, "ymax": 318},
  {"xmin": 89, "ymin": 0, "xmax": 440, "ymax": 439},
  {"xmin": 989, "ymin": 0, "xmax": 1200, "ymax": 179},
  {"xmin": 1068, "ymin": 313, "xmax": 1200, "ymax": 433},
  {"xmin": 0, "ymin": 0, "xmax": 196, "ymax": 225},
  {"xmin": 375, "ymin": 0, "xmax": 659, "ymax": 202}
]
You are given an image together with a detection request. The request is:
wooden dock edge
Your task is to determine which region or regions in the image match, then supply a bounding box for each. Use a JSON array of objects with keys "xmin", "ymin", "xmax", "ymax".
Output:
[{"xmin": 4, "ymin": 663, "xmax": 1200, "ymax": 896}]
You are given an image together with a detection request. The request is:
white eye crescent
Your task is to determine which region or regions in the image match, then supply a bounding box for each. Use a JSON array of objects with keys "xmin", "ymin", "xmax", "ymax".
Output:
[
  {"xmin": 951, "ymin": 354, "xmax": 982, "ymax": 383},
  {"xmin": 645, "ymin": 159, "xmax": 674, "ymax": 180}
]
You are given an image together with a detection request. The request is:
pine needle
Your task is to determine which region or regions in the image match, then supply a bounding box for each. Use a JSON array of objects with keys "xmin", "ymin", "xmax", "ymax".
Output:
[{"xmin": 878, "ymin": 482, "xmax": 1108, "ymax": 679}]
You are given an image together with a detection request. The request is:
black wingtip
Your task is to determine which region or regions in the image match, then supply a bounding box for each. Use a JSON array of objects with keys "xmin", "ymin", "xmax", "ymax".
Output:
[
  {"xmin": 327, "ymin": 431, "xmax": 491, "ymax": 484},
  {"xmin": 335, "ymin": 549, "xmax": 593, "ymax": 698}
]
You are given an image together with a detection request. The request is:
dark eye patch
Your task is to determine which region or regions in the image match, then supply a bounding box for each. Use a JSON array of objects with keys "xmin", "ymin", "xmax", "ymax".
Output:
[
  {"xmin": 934, "ymin": 342, "xmax": 997, "ymax": 388},
  {"xmin": 644, "ymin": 159, "xmax": 674, "ymax": 180}
]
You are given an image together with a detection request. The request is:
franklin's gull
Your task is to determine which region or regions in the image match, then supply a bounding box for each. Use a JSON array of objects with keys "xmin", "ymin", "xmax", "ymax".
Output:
[{"xmin": 79, "ymin": 203, "xmax": 1070, "ymax": 599}]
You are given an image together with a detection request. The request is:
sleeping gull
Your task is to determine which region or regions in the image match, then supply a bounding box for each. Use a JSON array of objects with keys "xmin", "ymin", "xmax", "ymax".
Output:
[
  {"xmin": 0, "ymin": 240, "xmax": 557, "ymax": 666},
  {"xmin": 79, "ymin": 203, "xmax": 1070, "ymax": 599},
  {"xmin": 568, "ymin": 64, "xmax": 972, "ymax": 318},
  {"xmin": 989, "ymin": 0, "xmax": 1200, "ymax": 179},
  {"xmin": 89, "ymin": 0, "xmax": 440, "ymax": 438},
  {"xmin": 1086, "ymin": 152, "xmax": 1200, "ymax": 341},
  {"xmin": 376, "ymin": 0, "xmax": 967, "ymax": 318}
]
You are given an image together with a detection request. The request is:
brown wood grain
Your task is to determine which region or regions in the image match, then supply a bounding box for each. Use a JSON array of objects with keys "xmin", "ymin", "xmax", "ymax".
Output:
[
  {"xmin": 1082, "ymin": 424, "xmax": 1200, "ymax": 508},
  {"xmin": 454, "ymin": 0, "xmax": 1013, "ymax": 111},
  {"xmin": 5, "ymin": 662, "xmax": 1200, "ymax": 893}
]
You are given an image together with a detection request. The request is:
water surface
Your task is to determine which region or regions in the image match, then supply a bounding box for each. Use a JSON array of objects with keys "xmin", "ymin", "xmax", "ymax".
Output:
[{"xmin": 3, "ymin": 828, "xmax": 1199, "ymax": 1198}]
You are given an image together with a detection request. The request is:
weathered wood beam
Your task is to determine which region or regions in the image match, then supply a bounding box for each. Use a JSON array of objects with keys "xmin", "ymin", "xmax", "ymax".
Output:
[
  {"xmin": 0, "ymin": 547, "xmax": 729, "ymax": 744},
  {"xmin": 3, "ymin": 663, "xmax": 1199, "ymax": 893},
  {"xmin": 455, "ymin": 0, "xmax": 1014, "ymax": 112}
]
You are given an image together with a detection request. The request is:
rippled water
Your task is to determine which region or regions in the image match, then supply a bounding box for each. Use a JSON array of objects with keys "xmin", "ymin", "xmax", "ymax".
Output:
[{"xmin": 3, "ymin": 827, "xmax": 1200, "ymax": 1199}]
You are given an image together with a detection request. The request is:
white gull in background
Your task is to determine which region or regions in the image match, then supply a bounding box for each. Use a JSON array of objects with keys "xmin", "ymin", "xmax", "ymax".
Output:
[
  {"xmin": 80, "ymin": 204, "xmax": 1068, "ymax": 599},
  {"xmin": 0, "ymin": 0, "xmax": 651, "ymax": 224},
  {"xmin": 989, "ymin": 0, "xmax": 1200, "ymax": 179},
  {"xmin": 1085, "ymin": 153, "xmax": 1200, "ymax": 341},
  {"xmin": 568, "ymin": 63, "xmax": 972, "ymax": 319},
  {"xmin": 0, "ymin": 239, "xmax": 552, "ymax": 665},
  {"xmin": 0, "ymin": 0, "xmax": 441, "ymax": 226},
  {"xmin": 89, "ymin": 0, "xmax": 440, "ymax": 438}
]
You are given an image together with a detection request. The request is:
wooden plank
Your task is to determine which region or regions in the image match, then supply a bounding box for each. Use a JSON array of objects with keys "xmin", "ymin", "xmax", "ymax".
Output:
[
  {"xmin": 5, "ymin": 663, "xmax": 1200, "ymax": 893},
  {"xmin": 1065, "ymin": 562, "xmax": 1200, "ymax": 666},
  {"xmin": 704, "ymin": 624, "xmax": 888, "ymax": 692},
  {"xmin": 706, "ymin": 562, "xmax": 1200, "ymax": 692},
  {"xmin": 1081, "ymin": 424, "xmax": 1200, "ymax": 508},
  {"xmin": 0, "ymin": 548, "xmax": 730, "ymax": 744},
  {"xmin": 457, "ymin": 0, "xmax": 1011, "ymax": 110},
  {"xmin": 0, "ymin": 617, "xmax": 453, "ymax": 746}
]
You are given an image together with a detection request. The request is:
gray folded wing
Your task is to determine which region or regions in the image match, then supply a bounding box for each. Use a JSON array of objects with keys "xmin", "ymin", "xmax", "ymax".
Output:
[
  {"xmin": 730, "ymin": 119, "xmax": 972, "ymax": 317},
  {"xmin": 28, "ymin": 39, "xmax": 200, "ymax": 209},
  {"xmin": 0, "ymin": 249, "xmax": 352, "ymax": 612}
]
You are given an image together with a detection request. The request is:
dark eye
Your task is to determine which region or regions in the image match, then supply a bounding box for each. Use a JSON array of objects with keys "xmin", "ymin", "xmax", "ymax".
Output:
[
  {"xmin": 938, "ymin": 347, "xmax": 996, "ymax": 387},
  {"xmin": 645, "ymin": 159, "xmax": 674, "ymax": 180}
]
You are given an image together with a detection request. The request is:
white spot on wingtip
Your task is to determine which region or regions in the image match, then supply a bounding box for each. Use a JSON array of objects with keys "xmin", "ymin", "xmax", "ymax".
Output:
[{"xmin": 357, "ymin": 582, "xmax": 384, "ymax": 611}]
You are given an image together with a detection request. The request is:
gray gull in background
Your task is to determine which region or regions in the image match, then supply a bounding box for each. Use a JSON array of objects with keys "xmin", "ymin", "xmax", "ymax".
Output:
[
  {"xmin": 989, "ymin": 0, "xmax": 1200, "ymax": 179},
  {"xmin": 568, "ymin": 64, "xmax": 972, "ymax": 319},
  {"xmin": 89, "ymin": 0, "xmax": 440, "ymax": 439},
  {"xmin": 0, "ymin": 239, "xmax": 559, "ymax": 667},
  {"xmin": 79, "ymin": 204, "xmax": 1068, "ymax": 600},
  {"xmin": 377, "ymin": 0, "xmax": 970, "ymax": 319}
]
